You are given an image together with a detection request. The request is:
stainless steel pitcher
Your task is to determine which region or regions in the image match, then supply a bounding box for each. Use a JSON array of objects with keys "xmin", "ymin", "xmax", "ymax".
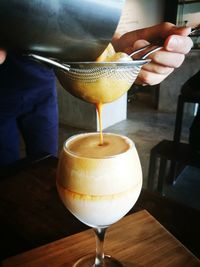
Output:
[{"xmin": 0, "ymin": 0, "xmax": 125, "ymax": 61}]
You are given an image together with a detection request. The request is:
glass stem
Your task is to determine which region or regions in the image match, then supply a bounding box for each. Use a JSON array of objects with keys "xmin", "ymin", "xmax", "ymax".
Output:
[{"xmin": 93, "ymin": 227, "xmax": 107, "ymax": 267}]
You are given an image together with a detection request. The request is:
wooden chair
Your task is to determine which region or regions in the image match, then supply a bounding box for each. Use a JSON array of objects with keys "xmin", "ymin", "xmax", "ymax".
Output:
[{"xmin": 147, "ymin": 71, "xmax": 200, "ymax": 194}]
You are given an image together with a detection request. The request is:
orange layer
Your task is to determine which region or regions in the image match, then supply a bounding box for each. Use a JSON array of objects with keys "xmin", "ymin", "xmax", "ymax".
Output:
[{"xmin": 56, "ymin": 180, "xmax": 142, "ymax": 201}]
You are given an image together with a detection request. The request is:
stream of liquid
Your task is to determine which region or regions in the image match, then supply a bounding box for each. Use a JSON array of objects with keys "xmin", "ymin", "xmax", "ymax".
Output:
[{"xmin": 96, "ymin": 103, "xmax": 103, "ymax": 145}]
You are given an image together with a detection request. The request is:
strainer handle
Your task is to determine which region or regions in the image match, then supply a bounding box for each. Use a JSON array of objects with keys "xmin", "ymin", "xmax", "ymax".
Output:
[
  {"xmin": 129, "ymin": 43, "xmax": 163, "ymax": 59},
  {"xmin": 141, "ymin": 46, "xmax": 163, "ymax": 59},
  {"xmin": 28, "ymin": 54, "xmax": 71, "ymax": 71}
]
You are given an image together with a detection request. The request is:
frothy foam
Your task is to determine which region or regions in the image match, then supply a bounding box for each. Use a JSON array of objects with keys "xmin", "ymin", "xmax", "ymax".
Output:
[{"xmin": 66, "ymin": 133, "xmax": 131, "ymax": 158}]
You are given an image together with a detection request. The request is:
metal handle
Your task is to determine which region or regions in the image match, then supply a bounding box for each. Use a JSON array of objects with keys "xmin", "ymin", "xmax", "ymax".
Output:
[
  {"xmin": 129, "ymin": 43, "xmax": 162, "ymax": 59},
  {"xmin": 28, "ymin": 54, "xmax": 70, "ymax": 71}
]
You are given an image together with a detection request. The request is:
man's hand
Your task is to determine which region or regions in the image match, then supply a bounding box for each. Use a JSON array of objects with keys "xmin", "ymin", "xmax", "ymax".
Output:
[
  {"xmin": 0, "ymin": 49, "xmax": 6, "ymax": 64},
  {"xmin": 112, "ymin": 22, "xmax": 193, "ymax": 85}
]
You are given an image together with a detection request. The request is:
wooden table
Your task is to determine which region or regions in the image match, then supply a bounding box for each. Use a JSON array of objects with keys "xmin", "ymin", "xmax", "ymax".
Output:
[
  {"xmin": 2, "ymin": 210, "xmax": 199, "ymax": 267},
  {"xmin": 0, "ymin": 156, "xmax": 200, "ymax": 263}
]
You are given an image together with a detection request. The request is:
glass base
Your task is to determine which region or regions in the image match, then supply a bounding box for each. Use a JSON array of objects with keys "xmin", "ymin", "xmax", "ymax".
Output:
[{"xmin": 73, "ymin": 254, "xmax": 124, "ymax": 267}]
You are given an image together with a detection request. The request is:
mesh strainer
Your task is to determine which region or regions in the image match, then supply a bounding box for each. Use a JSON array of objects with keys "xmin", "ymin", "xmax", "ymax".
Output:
[
  {"xmin": 29, "ymin": 54, "xmax": 151, "ymax": 82},
  {"xmin": 29, "ymin": 43, "xmax": 162, "ymax": 82},
  {"xmin": 29, "ymin": 44, "xmax": 162, "ymax": 103},
  {"xmin": 57, "ymin": 62, "xmax": 147, "ymax": 83}
]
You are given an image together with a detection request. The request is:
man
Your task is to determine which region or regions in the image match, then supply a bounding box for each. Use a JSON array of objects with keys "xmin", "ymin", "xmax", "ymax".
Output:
[{"xmin": 0, "ymin": 22, "xmax": 193, "ymax": 166}]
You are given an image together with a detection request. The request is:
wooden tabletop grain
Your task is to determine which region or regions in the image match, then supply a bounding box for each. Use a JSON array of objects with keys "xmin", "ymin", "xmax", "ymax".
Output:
[{"xmin": 2, "ymin": 210, "xmax": 199, "ymax": 267}]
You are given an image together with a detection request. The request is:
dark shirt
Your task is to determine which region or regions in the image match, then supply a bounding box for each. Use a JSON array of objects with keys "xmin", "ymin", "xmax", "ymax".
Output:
[{"xmin": 0, "ymin": 53, "xmax": 55, "ymax": 95}]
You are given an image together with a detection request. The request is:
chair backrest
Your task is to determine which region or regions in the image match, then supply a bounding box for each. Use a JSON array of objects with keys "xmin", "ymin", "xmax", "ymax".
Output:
[{"xmin": 173, "ymin": 70, "xmax": 200, "ymax": 146}]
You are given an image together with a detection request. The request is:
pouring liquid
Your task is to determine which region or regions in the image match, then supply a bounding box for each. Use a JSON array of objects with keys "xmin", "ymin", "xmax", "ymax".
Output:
[{"xmin": 96, "ymin": 103, "xmax": 104, "ymax": 146}]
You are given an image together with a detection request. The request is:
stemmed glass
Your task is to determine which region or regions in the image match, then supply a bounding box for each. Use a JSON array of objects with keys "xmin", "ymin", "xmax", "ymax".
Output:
[{"xmin": 56, "ymin": 132, "xmax": 142, "ymax": 267}]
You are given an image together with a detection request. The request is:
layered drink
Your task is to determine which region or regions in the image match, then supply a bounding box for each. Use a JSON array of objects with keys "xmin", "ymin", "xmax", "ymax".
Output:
[{"xmin": 56, "ymin": 132, "xmax": 142, "ymax": 227}]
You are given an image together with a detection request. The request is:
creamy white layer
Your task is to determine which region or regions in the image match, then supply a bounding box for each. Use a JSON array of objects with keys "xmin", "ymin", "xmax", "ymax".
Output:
[{"xmin": 57, "ymin": 182, "xmax": 142, "ymax": 227}]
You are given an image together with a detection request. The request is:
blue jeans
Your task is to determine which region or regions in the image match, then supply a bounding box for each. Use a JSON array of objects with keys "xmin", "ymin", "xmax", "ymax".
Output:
[{"xmin": 0, "ymin": 84, "xmax": 58, "ymax": 166}]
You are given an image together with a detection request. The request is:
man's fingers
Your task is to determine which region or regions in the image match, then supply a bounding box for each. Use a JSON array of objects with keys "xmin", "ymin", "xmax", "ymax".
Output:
[
  {"xmin": 135, "ymin": 68, "xmax": 174, "ymax": 86},
  {"xmin": 126, "ymin": 39, "xmax": 186, "ymax": 69},
  {"xmin": 164, "ymin": 34, "xmax": 193, "ymax": 54},
  {"xmin": 113, "ymin": 22, "xmax": 192, "ymax": 53},
  {"xmin": 142, "ymin": 62, "xmax": 174, "ymax": 75},
  {"xmin": 149, "ymin": 50, "xmax": 185, "ymax": 68},
  {"xmin": 124, "ymin": 39, "xmax": 150, "ymax": 55},
  {"xmin": 136, "ymin": 22, "xmax": 191, "ymax": 42}
]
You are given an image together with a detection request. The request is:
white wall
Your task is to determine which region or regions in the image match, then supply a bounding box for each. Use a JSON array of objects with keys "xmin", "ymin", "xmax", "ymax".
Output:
[{"xmin": 116, "ymin": 0, "xmax": 165, "ymax": 35}]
